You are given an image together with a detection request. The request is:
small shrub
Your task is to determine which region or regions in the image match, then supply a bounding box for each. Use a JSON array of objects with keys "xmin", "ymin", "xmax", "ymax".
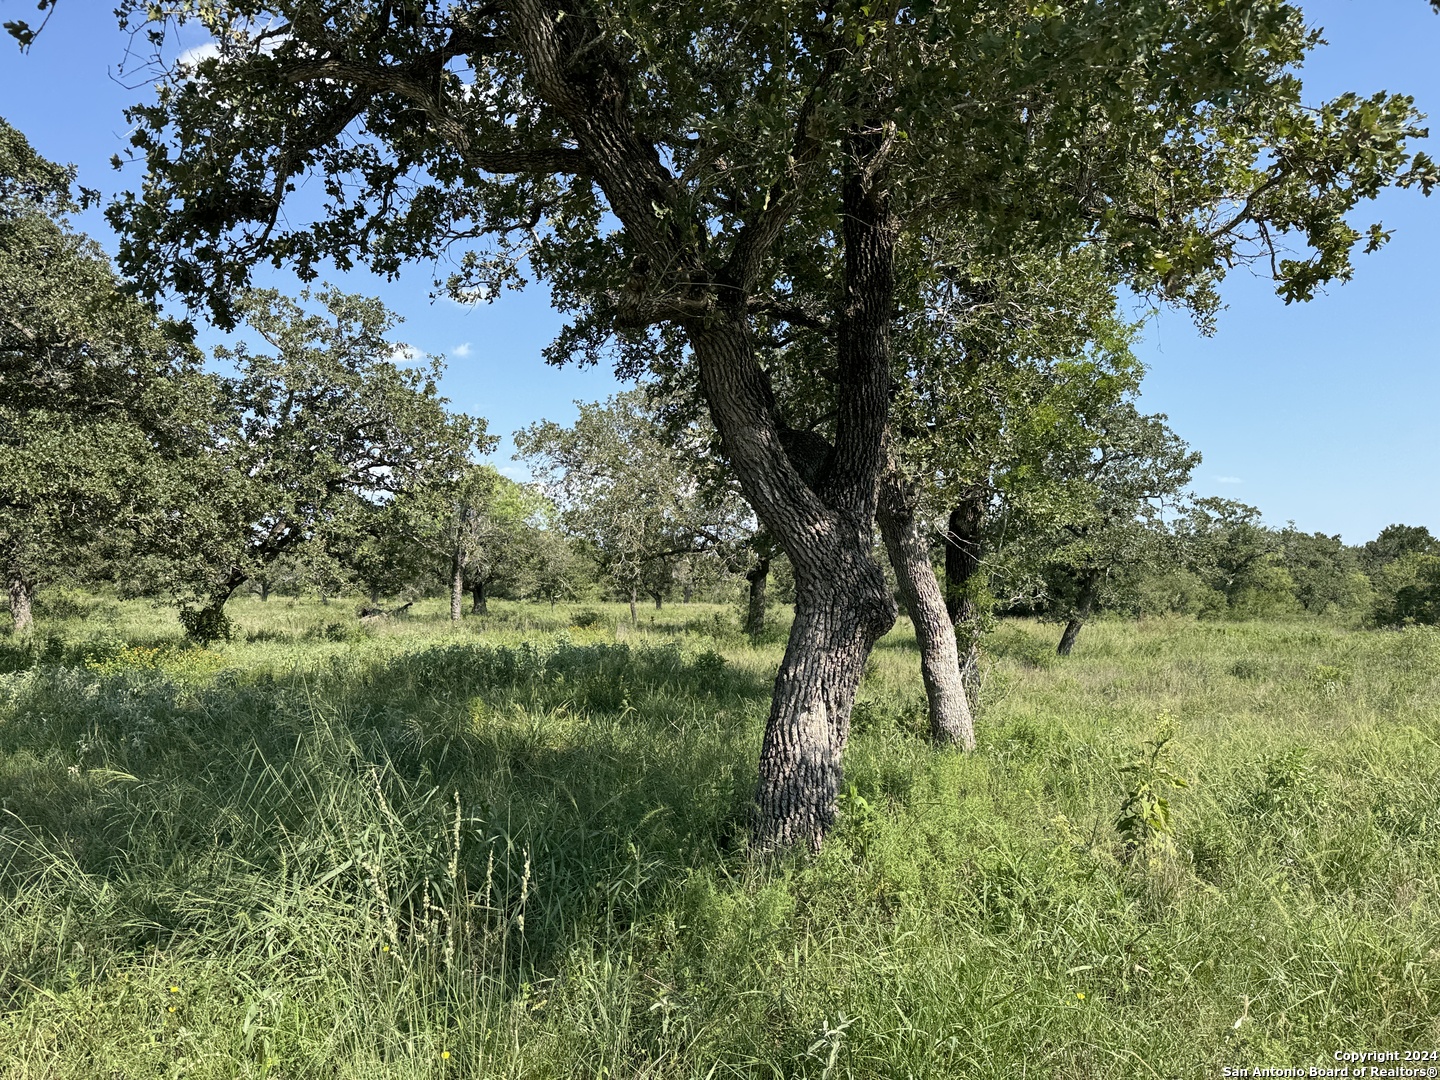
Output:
[
  {"xmin": 1115, "ymin": 720, "xmax": 1189, "ymax": 863},
  {"xmin": 179, "ymin": 605, "xmax": 234, "ymax": 643},
  {"xmin": 571, "ymin": 609, "xmax": 605, "ymax": 629}
]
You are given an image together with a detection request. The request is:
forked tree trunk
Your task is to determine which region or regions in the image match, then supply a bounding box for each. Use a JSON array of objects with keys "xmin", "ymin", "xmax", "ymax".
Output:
[
  {"xmin": 944, "ymin": 495, "xmax": 986, "ymax": 693},
  {"xmin": 471, "ymin": 580, "xmax": 488, "ymax": 614},
  {"xmin": 6, "ymin": 566, "xmax": 34, "ymax": 636},
  {"xmin": 685, "ymin": 145, "xmax": 898, "ymax": 851},
  {"xmin": 513, "ymin": 14, "xmax": 901, "ymax": 852},
  {"xmin": 878, "ymin": 468, "xmax": 976, "ymax": 750},
  {"xmin": 745, "ymin": 554, "xmax": 771, "ymax": 638},
  {"xmin": 449, "ymin": 551, "xmax": 464, "ymax": 622}
]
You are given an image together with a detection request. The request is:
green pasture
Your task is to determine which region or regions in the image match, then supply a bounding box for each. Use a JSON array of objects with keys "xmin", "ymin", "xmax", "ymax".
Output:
[{"xmin": 2, "ymin": 597, "xmax": 1437, "ymax": 1077}]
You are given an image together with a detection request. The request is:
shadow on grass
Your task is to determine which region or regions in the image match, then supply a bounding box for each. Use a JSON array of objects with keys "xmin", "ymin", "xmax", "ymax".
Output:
[{"xmin": 0, "ymin": 637, "xmax": 772, "ymax": 1001}]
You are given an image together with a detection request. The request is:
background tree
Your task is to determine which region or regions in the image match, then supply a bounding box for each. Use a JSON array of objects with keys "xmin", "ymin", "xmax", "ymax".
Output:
[
  {"xmin": 517, "ymin": 391, "xmax": 750, "ymax": 626},
  {"xmin": 153, "ymin": 286, "xmax": 479, "ymax": 639},
  {"xmin": 1360, "ymin": 524, "xmax": 1440, "ymax": 575},
  {"xmin": 1174, "ymin": 498, "xmax": 1296, "ymax": 619},
  {"xmin": 1275, "ymin": 527, "xmax": 1372, "ymax": 618},
  {"xmin": 1023, "ymin": 407, "xmax": 1199, "ymax": 655},
  {"xmin": 0, "ymin": 117, "xmax": 208, "ymax": 635}
]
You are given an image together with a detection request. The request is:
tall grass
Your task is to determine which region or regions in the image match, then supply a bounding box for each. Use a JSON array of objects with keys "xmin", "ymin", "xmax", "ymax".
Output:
[{"xmin": 2, "ymin": 599, "xmax": 1437, "ymax": 1077}]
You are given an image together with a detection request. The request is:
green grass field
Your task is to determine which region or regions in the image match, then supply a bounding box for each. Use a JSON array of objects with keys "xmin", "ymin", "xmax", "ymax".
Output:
[{"xmin": 2, "ymin": 596, "xmax": 1438, "ymax": 1078}]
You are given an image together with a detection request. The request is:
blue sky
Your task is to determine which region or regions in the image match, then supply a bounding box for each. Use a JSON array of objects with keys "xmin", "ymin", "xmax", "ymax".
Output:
[{"xmin": 1, "ymin": 1, "xmax": 1435, "ymax": 542}]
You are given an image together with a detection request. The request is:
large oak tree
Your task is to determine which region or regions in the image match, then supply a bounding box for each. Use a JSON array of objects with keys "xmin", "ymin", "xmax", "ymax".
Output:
[{"xmin": 102, "ymin": 0, "xmax": 1431, "ymax": 849}]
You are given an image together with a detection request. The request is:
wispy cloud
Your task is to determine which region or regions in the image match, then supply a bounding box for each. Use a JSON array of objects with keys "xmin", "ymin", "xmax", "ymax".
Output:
[
  {"xmin": 176, "ymin": 42, "xmax": 221, "ymax": 69},
  {"xmin": 452, "ymin": 342, "xmax": 473, "ymax": 358},
  {"xmin": 387, "ymin": 344, "xmax": 422, "ymax": 363},
  {"xmin": 1215, "ymin": 475, "xmax": 1243, "ymax": 485}
]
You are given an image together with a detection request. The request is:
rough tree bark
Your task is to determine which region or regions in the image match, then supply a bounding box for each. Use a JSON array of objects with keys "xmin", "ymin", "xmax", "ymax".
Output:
[
  {"xmin": 6, "ymin": 564, "xmax": 34, "ymax": 636},
  {"xmin": 449, "ymin": 550, "xmax": 464, "ymax": 622},
  {"xmin": 679, "ymin": 144, "xmax": 898, "ymax": 851},
  {"xmin": 944, "ymin": 494, "xmax": 986, "ymax": 692},
  {"xmin": 878, "ymin": 467, "xmax": 976, "ymax": 749},
  {"xmin": 745, "ymin": 552, "xmax": 771, "ymax": 639}
]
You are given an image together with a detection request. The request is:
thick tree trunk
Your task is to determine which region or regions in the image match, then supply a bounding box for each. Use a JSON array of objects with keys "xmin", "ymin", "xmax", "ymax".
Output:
[
  {"xmin": 369, "ymin": 585, "xmax": 379, "ymax": 606},
  {"xmin": 878, "ymin": 468, "xmax": 976, "ymax": 750},
  {"xmin": 755, "ymin": 558, "xmax": 894, "ymax": 850},
  {"xmin": 652, "ymin": 591, "xmax": 663, "ymax": 610},
  {"xmin": 260, "ymin": 579, "xmax": 271, "ymax": 602},
  {"xmin": 687, "ymin": 143, "xmax": 897, "ymax": 852},
  {"xmin": 944, "ymin": 496, "xmax": 987, "ymax": 693},
  {"xmin": 683, "ymin": 580, "xmax": 694, "ymax": 604},
  {"xmin": 628, "ymin": 587, "xmax": 638, "ymax": 627},
  {"xmin": 6, "ymin": 566, "xmax": 34, "ymax": 636},
  {"xmin": 745, "ymin": 554, "xmax": 771, "ymax": 639},
  {"xmin": 512, "ymin": 12, "xmax": 900, "ymax": 851},
  {"xmin": 471, "ymin": 580, "xmax": 488, "ymax": 615},
  {"xmin": 449, "ymin": 551, "xmax": 464, "ymax": 622}
]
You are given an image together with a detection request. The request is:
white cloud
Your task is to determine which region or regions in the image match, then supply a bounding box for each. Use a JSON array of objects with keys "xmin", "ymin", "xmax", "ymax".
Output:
[
  {"xmin": 177, "ymin": 42, "xmax": 221, "ymax": 69},
  {"xmin": 1215, "ymin": 475, "xmax": 1243, "ymax": 485},
  {"xmin": 452, "ymin": 342, "xmax": 473, "ymax": 357},
  {"xmin": 387, "ymin": 344, "xmax": 423, "ymax": 363}
]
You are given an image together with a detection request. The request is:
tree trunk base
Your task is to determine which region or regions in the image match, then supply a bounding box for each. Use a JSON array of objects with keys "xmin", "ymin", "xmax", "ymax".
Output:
[{"xmin": 751, "ymin": 557, "xmax": 897, "ymax": 853}]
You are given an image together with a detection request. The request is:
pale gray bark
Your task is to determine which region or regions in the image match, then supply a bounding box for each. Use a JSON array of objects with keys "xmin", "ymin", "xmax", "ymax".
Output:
[
  {"xmin": 449, "ymin": 551, "xmax": 464, "ymax": 622},
  {"xmin": 878, "ymin": 468, "xmax": 976, "ymax": 750},
  {"xmin": 6, "ymin": 567, "xmax": 34, "ymax": 636}
]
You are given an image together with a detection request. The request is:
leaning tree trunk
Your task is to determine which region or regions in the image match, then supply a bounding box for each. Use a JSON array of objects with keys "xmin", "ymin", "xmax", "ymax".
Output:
[
  {"xmin": 449, "ymin": 550, "xmax": 464, "ymax": 622},
  {"xmin": 1056, "ymin": 582, "xmax": 1098, "ymax": 657},
  {"xmin": 944, "ymin": 494, "xmax": 986, "ymax": 693},
  {"xmin": 745, "ymin": 552, "xmax": 771, "ymax": 639},
  {"xmin": 682, "ymin": 139, "xmax": 898, "ymax": 852},
  {"xmin": 471, "ymin": 580, "xmax": 488, "ymax": 615},
  {"xmin": 6, "ymin": 565, "xmax": 34, "ymax": 636},
  {"xmin": 516, "ymin": 16, "xmax": 899, "ymax": 852},
  {"xmin": 878, "ymin": 468, "xmax": 976, "ymax": 750}
]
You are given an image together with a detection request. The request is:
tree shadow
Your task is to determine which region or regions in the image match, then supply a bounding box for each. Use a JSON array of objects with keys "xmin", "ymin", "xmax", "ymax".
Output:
[{"xmin": 0, "ymin": 637, "xmax": 772, "ymax": 1001}]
